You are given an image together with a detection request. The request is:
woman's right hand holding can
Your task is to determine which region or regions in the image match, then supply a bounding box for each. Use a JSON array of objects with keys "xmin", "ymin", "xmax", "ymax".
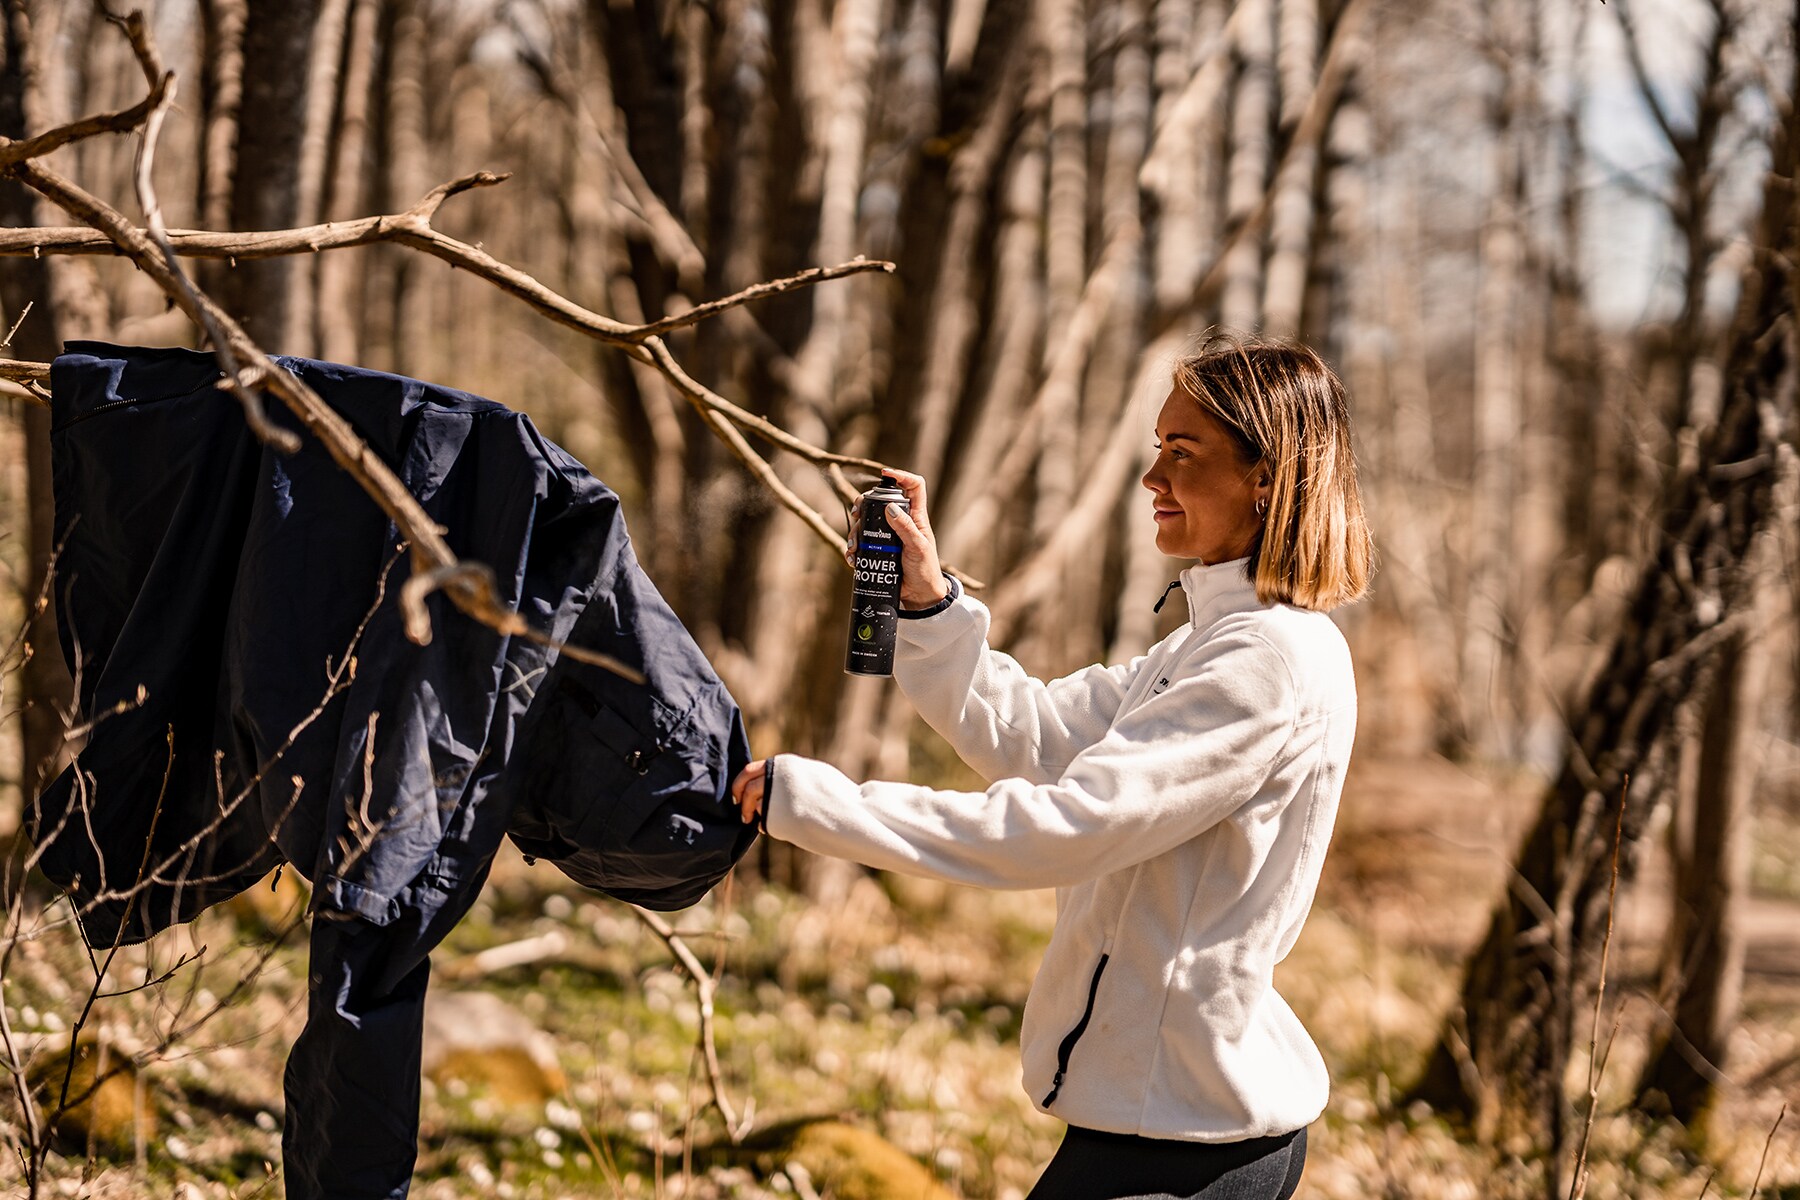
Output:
[{"xmin": 875, "ymin": 469, "xmax": 948, "ymax": 610}]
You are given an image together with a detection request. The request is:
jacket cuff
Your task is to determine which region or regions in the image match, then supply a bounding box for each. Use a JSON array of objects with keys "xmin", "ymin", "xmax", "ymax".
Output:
[
  {"xmin": 764, "ymin": 754, "xmax": 862, "ymax": 850},
  {"xmin": 756, "ymin": 758, "xmax": 773, "ymax": 835},
  {"xmin": 898, "ymin": 572, "xmax": 961, "ymax": 620}
]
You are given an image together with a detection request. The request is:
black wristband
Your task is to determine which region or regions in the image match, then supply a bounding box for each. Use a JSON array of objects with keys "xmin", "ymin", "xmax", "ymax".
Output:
[
  {"xmin": 756, "ymin": 757, "xmax": 774, "ymax": 835},
  {"xmin": 898, "ymin": 573, "xmax": 961, "ymax": 620}
]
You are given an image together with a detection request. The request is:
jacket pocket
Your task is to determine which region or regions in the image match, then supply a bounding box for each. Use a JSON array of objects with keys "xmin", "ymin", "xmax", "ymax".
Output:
[{"xmin": 1042, "ymin": 952, "xmax": 1109, "ymax": 1107}]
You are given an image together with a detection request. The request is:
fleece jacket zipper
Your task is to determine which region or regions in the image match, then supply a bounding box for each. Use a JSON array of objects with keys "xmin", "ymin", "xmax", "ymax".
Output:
[{"xmin": 1042, "ymin": 952, "xmax": 1109, "ymax": 1107}]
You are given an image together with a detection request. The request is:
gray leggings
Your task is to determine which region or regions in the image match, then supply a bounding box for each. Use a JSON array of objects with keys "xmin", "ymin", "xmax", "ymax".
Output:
[{"xmin": 1026, "ymin": 1125, "xmax": 1307, "ymax": 1200}]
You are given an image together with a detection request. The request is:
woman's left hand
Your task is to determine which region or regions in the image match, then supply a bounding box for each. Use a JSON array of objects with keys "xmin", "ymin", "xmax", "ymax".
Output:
[{"xmin": 731, "ymin": 759, "xmax": 769, "ymax": 825}]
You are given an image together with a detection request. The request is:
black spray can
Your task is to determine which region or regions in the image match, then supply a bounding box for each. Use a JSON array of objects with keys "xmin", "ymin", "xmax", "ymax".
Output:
[{"xmin": 846, "ymin": 476, "xmax": 909, "ymax": 676}]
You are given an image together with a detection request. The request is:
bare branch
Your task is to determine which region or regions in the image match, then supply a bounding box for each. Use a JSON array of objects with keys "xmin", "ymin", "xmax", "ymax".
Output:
[
  {"xmin": 0, "ymin": 7, "xmax": 957, "ymax": 622},
  {"xmin": 631, "ymin": 904, "xmax": 751, "ymax": 1143},
  {"xmin": 1749, "ymin": 1104, "xmax": 1787, "ymax": 1200},
  {"xmin": 0, "ymin": 12, "xmax": 168, "ymax": 173},
  {"xmin": 2, "ymin": 300, "xmax": 33, "ymax": 349},
  {"xmin": 1611, "ymin": 0, "xmax": 1686, "ymax": 155},
  {"xmin": 0, "ymin": 354, "xmax": 49, "ymax": 405},
  {"xmin": 0, "ymin": 171, "xmax": 511, "ymax": 261},
  {"xmin": 629, "ymin": 259, "xmax": 895, "ymax": 339}
]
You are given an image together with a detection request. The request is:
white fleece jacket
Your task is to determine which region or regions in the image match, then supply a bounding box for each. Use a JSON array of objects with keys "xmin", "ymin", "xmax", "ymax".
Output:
[{"xmin": 766, "ymin": 558, "xmax": 1357, "ymax": 1141}]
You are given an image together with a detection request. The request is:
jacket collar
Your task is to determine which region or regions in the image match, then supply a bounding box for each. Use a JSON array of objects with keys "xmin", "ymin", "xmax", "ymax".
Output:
[{"xmin": 1179, "ymin": 558, "xmax": 1261, "ymax": 627}]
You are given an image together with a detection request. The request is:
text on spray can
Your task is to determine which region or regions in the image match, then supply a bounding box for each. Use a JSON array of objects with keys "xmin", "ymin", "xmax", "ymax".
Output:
[{"xmin": 846, "ymin": 476, "xmax": 908, "ymax": 676}]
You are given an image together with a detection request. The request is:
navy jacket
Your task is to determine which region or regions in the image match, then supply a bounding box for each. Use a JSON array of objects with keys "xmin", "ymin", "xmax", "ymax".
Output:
[{"xmin": 34, "ymin": 342, "xmax": 754, "ymax": 947}]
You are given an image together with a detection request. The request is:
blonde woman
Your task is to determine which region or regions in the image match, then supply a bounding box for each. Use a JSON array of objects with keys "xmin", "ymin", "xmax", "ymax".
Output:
[{"xmin": 734, "ymin": 336, "xmax": 1372, "ymax": 1199}]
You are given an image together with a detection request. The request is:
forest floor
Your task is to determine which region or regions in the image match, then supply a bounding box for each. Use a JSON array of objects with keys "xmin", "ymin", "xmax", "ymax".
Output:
[{"xmin": 4, "ymin": 751, "xmax": 1799, "ymax": 1199}]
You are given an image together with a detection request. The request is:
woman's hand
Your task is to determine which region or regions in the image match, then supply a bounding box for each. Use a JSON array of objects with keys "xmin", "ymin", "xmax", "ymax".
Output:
[
  {"xmin": 848, "ymin": 468, "xmax": 947, "ymax": 610},
  {"xmin": 731, "ymin": 759, "xmax": 768, "ymax": 826}
]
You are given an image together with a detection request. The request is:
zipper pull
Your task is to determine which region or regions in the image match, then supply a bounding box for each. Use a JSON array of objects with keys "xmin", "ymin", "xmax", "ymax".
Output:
[{"xmin": 1152, "ymin": 579, "xmax": 1181, "ymax": 614}]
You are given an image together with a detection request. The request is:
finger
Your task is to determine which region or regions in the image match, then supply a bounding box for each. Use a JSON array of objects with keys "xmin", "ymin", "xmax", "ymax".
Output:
[
  {"xmin": 887, "ymin": 503, "xmax": 932, "ymax": 558},
  {"xmin": 846, "ymin": 509, "xmax": 864, "ymax": 562},
  {"xmin": 731, "ymin": 761, "xmax": 763, "ymax": 806},
  {"xmin": 882, "ymin": 469, "xmax": 930, "ymax": 530}
]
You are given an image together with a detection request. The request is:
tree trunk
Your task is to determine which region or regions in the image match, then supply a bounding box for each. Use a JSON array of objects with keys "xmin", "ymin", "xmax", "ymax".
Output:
[
  {"xmin": 1260, "ymin": 0, "xmax": 1317, "ymax": 336},
  {"xmin": 1408, "ymin": 21, "xmax": 1800, "ymax": 1154},
  {"xmin": 0, "ymin": 0, "xmax": 70, "ymax": 811},
  {"xmin": 1459, "ymin": 0, "xmax": 1527, "ymax": 761},
  {"xmin": 194, "ymin": 0, "xmax": 245, "ymax": 298},
  {"xmin": 222, "ymin": 0, "xmax": 323, "ymax": 349},
  {"xmin": 1219, "ymin": 0, "xmax": 1272, "ymax": 330},
  {"xmin": 316, "ymin": 0, "xmax": 379, "ymax": 363},
  {"xmin": 1634, "ymin": 577, "xmax": 1768, "ymax": 1125}
]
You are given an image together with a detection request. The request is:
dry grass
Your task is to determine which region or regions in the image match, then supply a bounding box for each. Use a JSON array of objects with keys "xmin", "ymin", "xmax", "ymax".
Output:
[{"xmin": 2, "ymin": 753, "xmax": 1798, "ymax": 1198}]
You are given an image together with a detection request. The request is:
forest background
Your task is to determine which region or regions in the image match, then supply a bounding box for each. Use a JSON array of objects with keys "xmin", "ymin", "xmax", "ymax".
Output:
[{"xmin": 0, "ymin": 0, "xmax": 1797, "ymax": 1196}]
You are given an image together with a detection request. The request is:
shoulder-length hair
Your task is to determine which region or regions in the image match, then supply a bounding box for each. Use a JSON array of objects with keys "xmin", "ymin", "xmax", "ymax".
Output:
[{"xmin": 1172, "ymin": 333, "xmax": 1373, "ymax": 612}]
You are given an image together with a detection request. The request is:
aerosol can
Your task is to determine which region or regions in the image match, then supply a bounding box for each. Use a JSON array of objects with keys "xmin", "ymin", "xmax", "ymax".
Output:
[{"xmin": 845, "ymin": 476, "xmax": 909, "ymax": 676}]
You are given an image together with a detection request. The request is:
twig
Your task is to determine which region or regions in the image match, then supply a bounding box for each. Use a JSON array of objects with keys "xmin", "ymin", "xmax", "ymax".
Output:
[
  {"xmin": 630, "ymin": 905, "xmax": 751, "ymax": 1143},
  {"xmin": 0, "ymin": 63, "xmax": 169, "ymax": 172},
  {"xmin": 0, "ymin": 9, "xmax": 976, "ymax": 611},
  {"xmin": 1749, "ymin": 1104, "xmax": 1786, "ymax": 1200},
  {"xmin": 121, "ymin": 10, "xmax": 298, "ymax": 454},
  {"xmin": 1566, "ymin": 781, "xmax": 1630, "ymax": 1200},
  {"xmin": 628, "ymin": 259, "xmax": 895, "ymax": 339},
  {"xmin": 2, "ymin": 300, "xmax": 32, "ymax": 349}
]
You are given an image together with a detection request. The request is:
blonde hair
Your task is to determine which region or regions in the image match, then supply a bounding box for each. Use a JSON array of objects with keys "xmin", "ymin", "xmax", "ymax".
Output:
[{"xmin": 1171, "ymin": 333, "xmax": 1373, "ymax": 612}]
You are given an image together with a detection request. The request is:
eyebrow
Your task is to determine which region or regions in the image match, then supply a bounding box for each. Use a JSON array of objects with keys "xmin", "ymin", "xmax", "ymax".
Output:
[{"xmin": 1154, "ymin": 432, "xmax": 1200, "ymax": 444}]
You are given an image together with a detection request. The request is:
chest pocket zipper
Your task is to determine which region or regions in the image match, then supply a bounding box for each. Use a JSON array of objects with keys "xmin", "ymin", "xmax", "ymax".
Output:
[{"xmin": 1043, "ymin": 952, "xmax": 1109, "ymax": 1107}]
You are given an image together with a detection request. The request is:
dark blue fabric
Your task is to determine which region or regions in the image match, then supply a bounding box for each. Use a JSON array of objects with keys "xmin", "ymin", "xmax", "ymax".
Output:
[
  {"xmin": 38, "ymin": 343, "xmax": 758, "ymax": 1197},
  {"xmin": 33, "ymin": 341, "xmax": 756, "ymax": 945}
]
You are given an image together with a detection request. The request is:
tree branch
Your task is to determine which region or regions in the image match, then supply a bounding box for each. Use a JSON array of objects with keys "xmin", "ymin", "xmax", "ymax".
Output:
[
  {"xmin": 0, "ymin": 8, "xmax": 968, "ymax": 588},
  {"xmin": 630, "ymin": 905, "xmax": 752, "ymax": 1143}
]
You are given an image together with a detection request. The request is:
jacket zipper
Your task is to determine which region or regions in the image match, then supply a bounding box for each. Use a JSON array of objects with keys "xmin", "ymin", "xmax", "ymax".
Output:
[{"xmin": 1042, "ymin": 952, "xmax": 1109, "ymax": 1107}]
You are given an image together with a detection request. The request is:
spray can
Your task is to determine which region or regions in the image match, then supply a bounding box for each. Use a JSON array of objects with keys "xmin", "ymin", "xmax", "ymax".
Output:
[{"xmin": 845, "ymin": 476, "xmax": 909, "ymax": 676}]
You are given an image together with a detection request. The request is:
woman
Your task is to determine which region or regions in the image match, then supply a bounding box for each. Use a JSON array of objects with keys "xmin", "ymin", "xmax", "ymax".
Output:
[{"xmin": 732, "ymin": 335, "xmax": 1372, "ymax": 1199}]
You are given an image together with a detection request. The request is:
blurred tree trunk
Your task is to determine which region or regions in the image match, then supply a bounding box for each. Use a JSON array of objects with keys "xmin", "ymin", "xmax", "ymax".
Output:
[
  {"xmin": 382, "ymin": 0, "xmax": 432, "ymax": 377},
  {"xmin": 315, "ymin": 0, "xmax": 380, "ymax": 364},
  {"xmin": 222, "ymin": 0, "xmax": 323, "ymax": 349},
  {"xmin": 1, "ymin": 0, "xmax": 69, "ymax": 810},
  {"xmin": 1634, "ymin": 573, "xmax": 1771, "ymax": 1124},
  {"xmin": 1029, "ymin": 0, "xmax": 1088, "ymax": 668},
  {"xmin": 1219, "ymin": 0, "xmax": 1271, "ymax": 330},
  {"xmin": 1459, "ymin": 0, "xmax": 1527, "ymax": 761},
  {"xmin": 284, "ymin": 0, "xmax": 351, "ymax": 356},
  {"xmin": 1260, "ymin": 0, "xmax": 1316, "ymax": 336},
  {"xmin": 193, "ymin": 0, "xmax": 244, "ymax": 297},
  {"xmin": 1408, "ymin": 21, "xmax": 1800, "ymax": 1155}
]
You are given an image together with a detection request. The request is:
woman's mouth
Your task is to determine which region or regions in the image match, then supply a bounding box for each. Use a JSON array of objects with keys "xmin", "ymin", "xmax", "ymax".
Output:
[{"xmin": 1153, "ymin": 506, "xmax": 1181, "ymax": 523}]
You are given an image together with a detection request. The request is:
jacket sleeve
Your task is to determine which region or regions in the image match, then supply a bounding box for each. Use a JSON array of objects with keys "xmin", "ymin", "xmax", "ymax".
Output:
[
  {"xmin": 893, "ymin": 589, "xmax": 1147, "ymax": 785},
  {"xmin": 768, "ymin": 628, "xmax": 1299, "ymax": 890}
]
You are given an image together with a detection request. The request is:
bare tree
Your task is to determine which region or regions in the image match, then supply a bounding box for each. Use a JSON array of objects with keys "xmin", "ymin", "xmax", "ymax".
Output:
[{"xmin": 1409, "ymin": 11, "xmax": 1799, "ymax": 1165}]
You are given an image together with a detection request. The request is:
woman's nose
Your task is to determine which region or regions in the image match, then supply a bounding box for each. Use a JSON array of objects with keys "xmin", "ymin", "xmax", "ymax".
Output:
[{"xmin": 1142, "ymin": 465, "xmax": 1166, "ymax": 493}]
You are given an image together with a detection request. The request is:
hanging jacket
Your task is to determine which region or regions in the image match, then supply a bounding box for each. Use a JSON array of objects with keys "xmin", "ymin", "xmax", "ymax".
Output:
[{"xmin": 33, "ymin": 341, "xmax": 754, "ymax": 948}]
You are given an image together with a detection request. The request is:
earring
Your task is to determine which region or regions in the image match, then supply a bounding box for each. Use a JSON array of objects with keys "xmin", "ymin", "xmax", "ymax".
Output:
[{"xmin": 1255, "ymin": 498, "xmax": 1268, "ymax": 517}]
